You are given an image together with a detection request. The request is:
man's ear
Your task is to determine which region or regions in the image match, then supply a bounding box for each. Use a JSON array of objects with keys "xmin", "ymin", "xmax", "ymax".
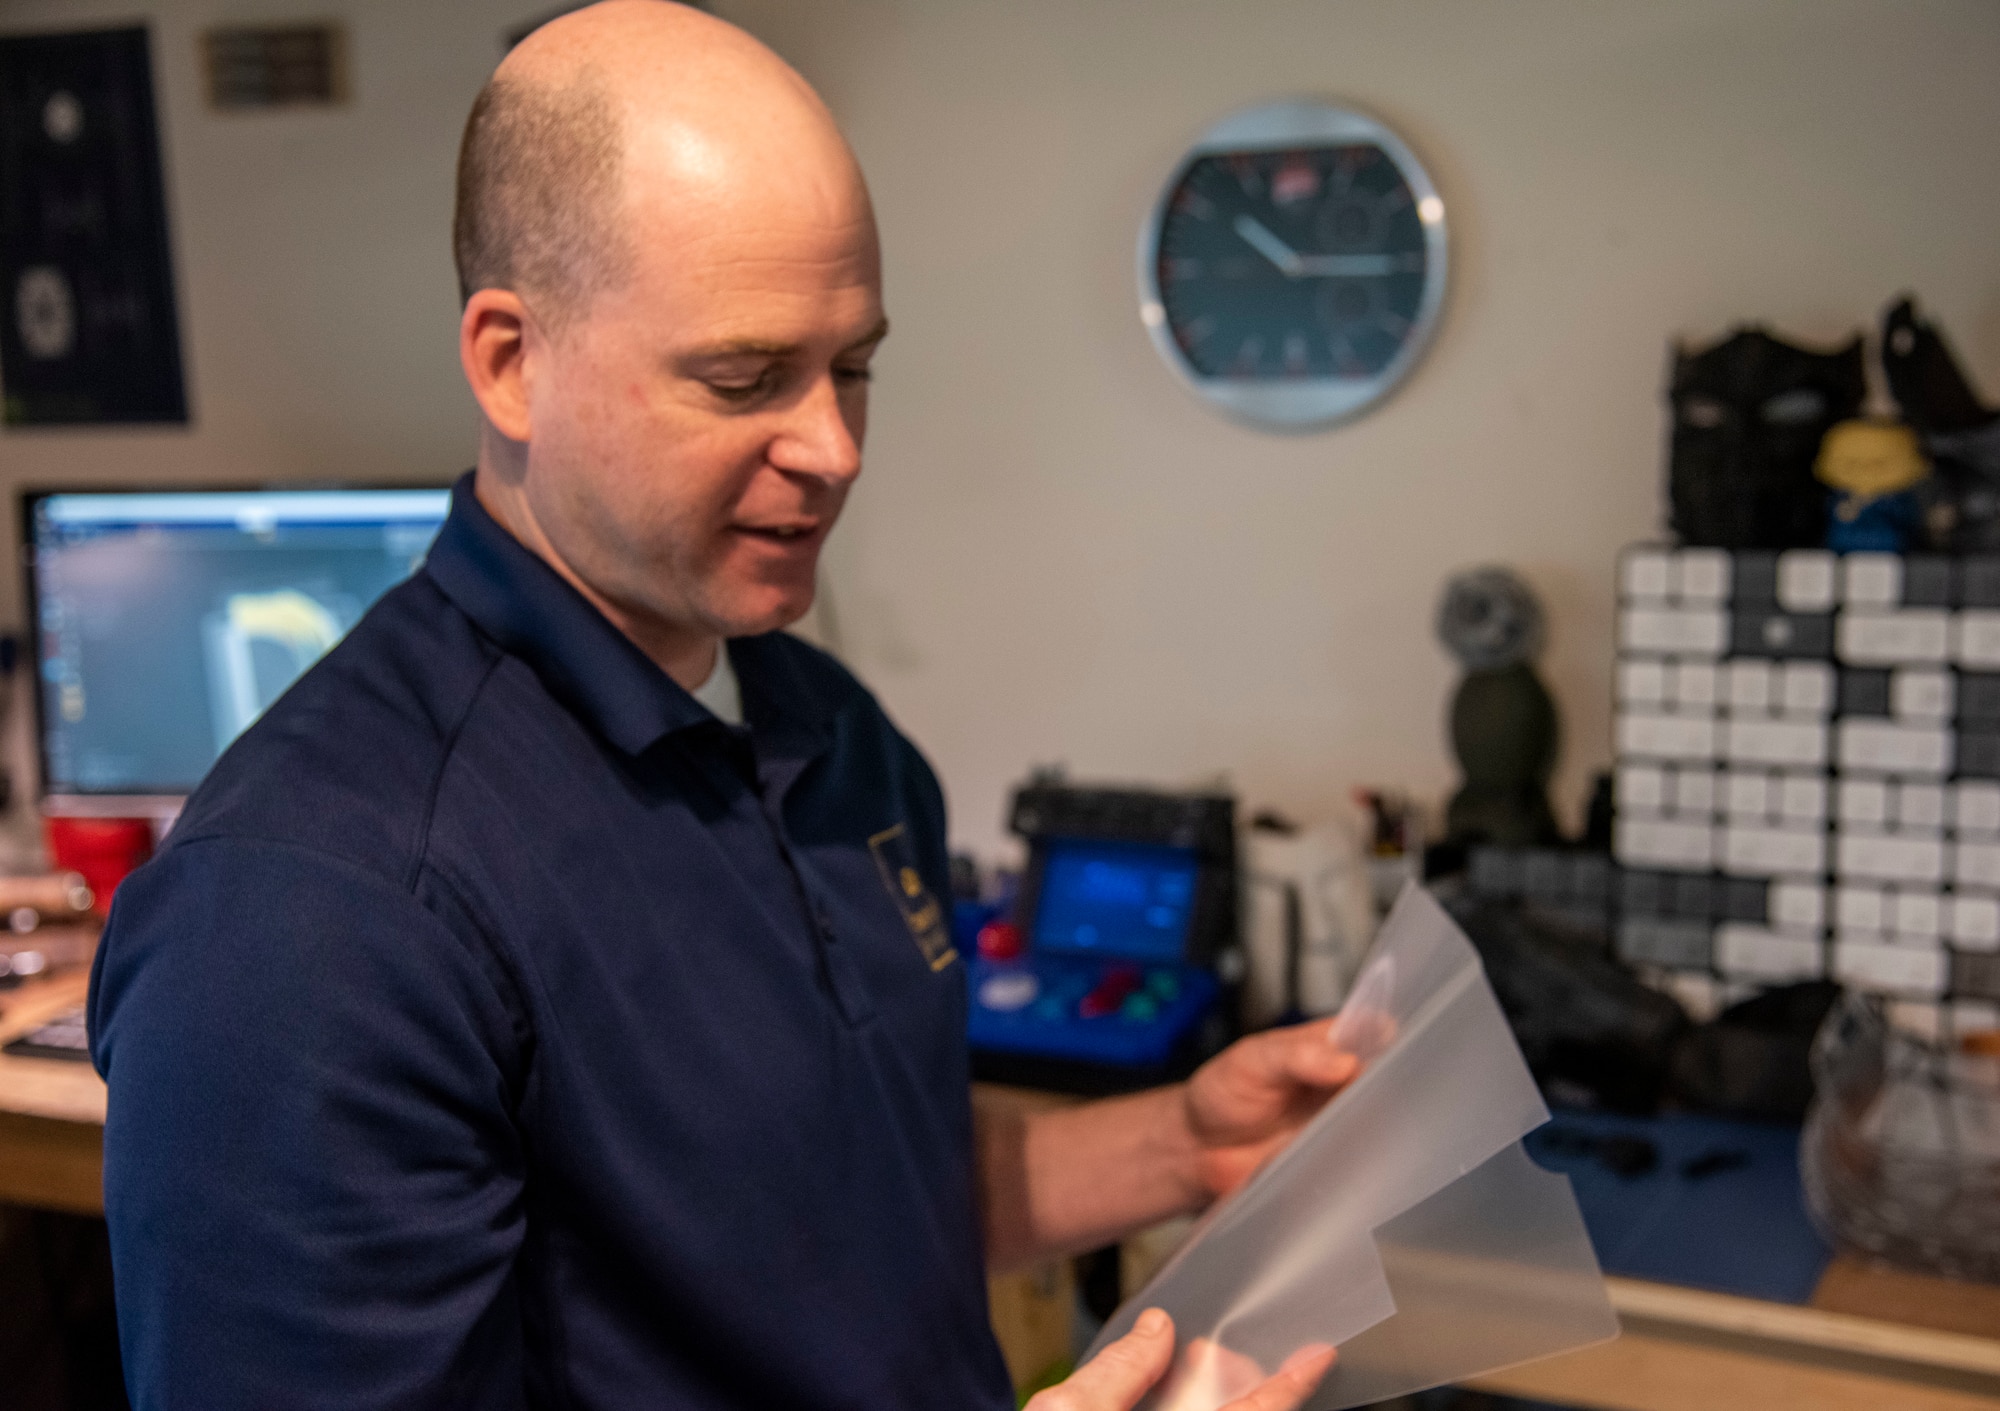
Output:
[{"xmin": 460, "ymin": 288, "xmax": 537, "ymax": 443}]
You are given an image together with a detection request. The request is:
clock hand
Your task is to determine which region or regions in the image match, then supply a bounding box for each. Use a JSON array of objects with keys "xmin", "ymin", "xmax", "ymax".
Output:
[
  {"xmin": 1233, "ymin": 215, "xmax": 1303, "ymax": 276},
  {"xmin": 1294, "ymin": 253, "xmax": 1404, "ymax": 277}
]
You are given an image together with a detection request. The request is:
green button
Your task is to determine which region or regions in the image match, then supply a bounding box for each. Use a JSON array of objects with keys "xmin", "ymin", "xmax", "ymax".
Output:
[
  {"xmin": 1121, "ymin": 994, "xmax": 1159, "ymax": 1022},
  {"xmin": 1147, "ymin": 971, "xmax": 1180, "ymax": 1001}
]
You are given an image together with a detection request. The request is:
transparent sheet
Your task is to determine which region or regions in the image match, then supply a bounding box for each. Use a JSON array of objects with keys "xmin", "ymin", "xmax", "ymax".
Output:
[{"xmin": 1085, "ymin": 886, "xmax": 1619, "ymax": 1410}]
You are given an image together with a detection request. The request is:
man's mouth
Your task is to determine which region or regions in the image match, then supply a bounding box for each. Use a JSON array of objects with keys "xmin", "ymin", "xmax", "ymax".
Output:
[{"xmin": 734, "ymin": 521, "xmax": 820, "ymax": 544}]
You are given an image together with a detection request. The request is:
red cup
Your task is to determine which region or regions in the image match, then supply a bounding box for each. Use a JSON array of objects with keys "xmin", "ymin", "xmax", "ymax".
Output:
[{"xmin": 43, "ymin": 817, "xmax": 155, "ymax": 914}]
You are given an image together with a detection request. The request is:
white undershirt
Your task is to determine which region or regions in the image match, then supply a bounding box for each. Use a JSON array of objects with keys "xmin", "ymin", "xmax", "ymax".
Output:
[{"xmin": 691, "ymin": 643, "xmax": 743, "ymax": 727}]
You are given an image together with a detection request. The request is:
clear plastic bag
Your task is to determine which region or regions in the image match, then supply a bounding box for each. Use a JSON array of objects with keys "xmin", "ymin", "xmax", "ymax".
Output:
[
  {"xmin": 1086, "ymin": 886, "xmax": 1618, "ymax": 1410},
  {"xmin": 1802, "ymin": 993, "xmax": 2000, "ymax": 1282}
]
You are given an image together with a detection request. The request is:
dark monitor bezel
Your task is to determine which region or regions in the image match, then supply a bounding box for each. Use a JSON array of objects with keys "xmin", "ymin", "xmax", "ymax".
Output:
[{"xmin": 20, "ymin": 482, "xmax": 453, "ymax": 813}]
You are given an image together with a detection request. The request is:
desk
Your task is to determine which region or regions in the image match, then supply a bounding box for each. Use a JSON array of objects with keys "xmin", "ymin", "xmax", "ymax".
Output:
[
  {"xmin": 0, "ymin": 970, "xmax": 106, "ymax": 1216},
  {"xmin": 7, "ymin": 1025, "xmax": 1994, "ymax": 1406}
]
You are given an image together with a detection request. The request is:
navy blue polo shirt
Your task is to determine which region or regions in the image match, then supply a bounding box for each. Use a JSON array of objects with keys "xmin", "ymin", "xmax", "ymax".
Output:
[{"xmin": 89, "ymin": 477, "xmax": 1014, "ymax": 1410}]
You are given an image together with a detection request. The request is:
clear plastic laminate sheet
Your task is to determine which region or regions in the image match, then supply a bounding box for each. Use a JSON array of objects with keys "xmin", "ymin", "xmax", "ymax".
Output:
[{"xmin": 1086, "ymin": 886, "xmax": 1619, "ymax": 1410}]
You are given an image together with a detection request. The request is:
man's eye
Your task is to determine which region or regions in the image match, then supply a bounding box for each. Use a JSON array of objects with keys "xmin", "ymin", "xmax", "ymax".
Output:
[
  {"xmin": 835, "ymin": 364, "xmax": 874, "ymax": 385},
  {"xmin": 707, "ymin": 373, "xmax": 774, "ymax": 401}
]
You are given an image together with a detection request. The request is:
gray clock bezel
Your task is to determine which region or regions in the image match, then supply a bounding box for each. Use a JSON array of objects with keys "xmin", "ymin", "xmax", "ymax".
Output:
[{"xmin": 1138, "ymin": 100, "xmax": 1449, "ymax": 432}]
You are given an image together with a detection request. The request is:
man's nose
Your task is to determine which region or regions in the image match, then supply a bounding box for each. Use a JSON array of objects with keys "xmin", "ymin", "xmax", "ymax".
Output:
[{"xmin": 770, "ymin": 374, "xmax": 863, "ymax": 486}]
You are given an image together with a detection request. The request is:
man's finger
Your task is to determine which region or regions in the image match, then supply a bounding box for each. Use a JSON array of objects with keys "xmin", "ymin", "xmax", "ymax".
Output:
[
  {"xmin": 1226, "ymin": 1024, "xmax": 1358, "ymax": 1095},
  {"xmin": 1219, "ymin": 1343, "xmax": 1337, "ymax": 1411},
  {"xmin": 1027, "ymin": 1308, "xmax": 1175, "ymax": 1411}
]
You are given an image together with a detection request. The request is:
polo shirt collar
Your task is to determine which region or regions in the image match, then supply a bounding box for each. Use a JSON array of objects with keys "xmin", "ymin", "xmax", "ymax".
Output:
[{"xmin": 423, "ymin": 474, "xmax": 715, "ymax": 755}]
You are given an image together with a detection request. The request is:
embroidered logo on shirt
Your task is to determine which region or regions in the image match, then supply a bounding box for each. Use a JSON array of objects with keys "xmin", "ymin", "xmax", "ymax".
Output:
[{"xmin": 868, "ymin": 824, "xmax": 958, "ymax": 972}]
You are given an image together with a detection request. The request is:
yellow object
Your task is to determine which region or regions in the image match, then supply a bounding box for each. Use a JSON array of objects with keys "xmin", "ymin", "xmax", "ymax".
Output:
[{"xmin": 1814, "ymin": 419, "xmax": 1928, "ymax": 500}]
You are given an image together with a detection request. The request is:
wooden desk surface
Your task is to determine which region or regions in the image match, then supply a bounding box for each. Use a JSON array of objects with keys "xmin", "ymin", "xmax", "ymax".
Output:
[{"xmin": 0, "ymin": 968, "xmax": 106, "ymax": 1214}]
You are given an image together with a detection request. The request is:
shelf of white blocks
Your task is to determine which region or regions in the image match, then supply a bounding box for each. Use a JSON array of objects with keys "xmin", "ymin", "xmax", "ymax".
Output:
[{"xmin": 1613, "ymin": 545, "xmax": 2000, "ymax": 1031}]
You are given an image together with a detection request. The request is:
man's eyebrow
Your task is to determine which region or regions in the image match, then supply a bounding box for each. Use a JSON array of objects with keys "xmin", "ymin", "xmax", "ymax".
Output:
[
  {"xmin": 843, "ymin": 317, "xmax": 891, "ymax": 353},
  {"xmin": 682, "ymin": 318, "xmax": 890, "ymax": 362}
]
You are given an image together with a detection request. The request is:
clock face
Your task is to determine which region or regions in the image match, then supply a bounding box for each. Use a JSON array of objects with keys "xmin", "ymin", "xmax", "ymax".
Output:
[{"xmin": 1139, "ymin": 103, "xmax": 1447, "ymax": 431}]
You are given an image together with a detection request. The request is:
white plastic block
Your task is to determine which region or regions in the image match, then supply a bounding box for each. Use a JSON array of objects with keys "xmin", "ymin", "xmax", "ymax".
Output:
[
  {"xmin": 1836, "ymin": 719, "xmax": 1952, "ymax": 777},
  {"xmin": 1777, "ymin": 550, "xmax": 1837, "ymax": 612},
  {"xmin": 1675, "ymin": 549, "xmax": 1732, "ymax": 605},
  {"xmin": 1672, "ymin": 768, "xmax": 1716, "ymax": 815},
  {"xmin": 1838, "ymin": 779, "xmax": 1889, "ymax": 826},
  {"xmin": 1836, "ymin": 830, "xmax": 1945, "ymax": 885},
  {"xmin": 1618, "ymin": 711, "xmax": 1718, "ymax": 763},
  {"xmin": 1724, "ymin": 718, "xmax": 1827, "ymax": 769},
  {"xmin": 1954, "ymin": 610, "xmax": 2000, "ymax": 669},
  {"xmin": 1771, "ymin": 880, "xmax": 1825, "ymax": 932},
  {"xmin": 1842, "ymin": 553, "xmax": 1902, "ymax": 608},
  {"xmin": 1888, "ymin": 1002, "xmax": 1944, "ymax": 1042},
  {"xmin": 1893, "ymin": 783, "xmax": 1946, "ymax": 831},
  {"xmin": 1891, "ymin": 669, "xmax": 1954, "ymax": 722},
  {"xmin": 1777, "ymin": 773, "xmax": 1826, "ymax": 823},
  {"xmin": 1954, "ymin": 782, "xmax": 2000, "ymax": 837},
  {"xmin": 1614, "ymin": 817, "xmax": 1714, "ymax": 871},
  {"xmin": 1616, "ymin": 763, "xmax": 1666, "ymax": 813},
  {"xmin": 1837, "ymin": 610, "xmax": 1951, "ymax": 666},
  {"xmin": 1725, "ymin": 660, "xmax": 1773, "ymax": 713},
  {"xmin": 1664, "ymin": 972, "xmax": 1722, "ymax": 1023},
  {"xmin": 1951, "ymin": 893, "xmax": 2000, "ymax": 950},
  {"xmin": 1835, "ymin": 885, "xmax": 1885, "ymax": 933},
  {"xmin": 1723, "ymin": 771, "xmax": 1771, "ymax": 820},
  {"xmin": 1716, "ymin": 925, "xmax": 1824, "ymax": 982},
  {"xmin": 1721, "ymin": 824, "xmax": 1824, "ymax": 877},
  {"xmin": 1954, "ymin": 840, "xmax": 2000, "ymax": 889},
  {"xmin": 1621, "ymin": 606, "xmax": 1727, "ymax": 658},
  {"xmin": 1621, "ymin": 549, "xmax": 1672, "ymax": 603},
  {"xmin": 1668, "ymin": 661, "xmax": 1719, "ymax": 709},
  {"xmin": 1833, "ymin": 940, "xmax": 1947, "ymax": 997},
  {"xmin": 1890, "ymin": 889, "xmax": 1942, "ymax": 940},
  {"xmin": 1956, "ymin": 1000, "xmax": 2000, "ymax": 1030},
  {"xmin": 1616, "ymin": 659, "xmax": 1667, "ymax": 706},
  {"xmin": 1779, "ymin": 661, "xmax": 1833, "ymax": 717}
]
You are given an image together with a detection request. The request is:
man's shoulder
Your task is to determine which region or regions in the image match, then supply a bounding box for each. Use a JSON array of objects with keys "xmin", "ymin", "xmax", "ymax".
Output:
[{"xmin": 165, "ymin": 571, "xmax": 500, "ymax": 884}]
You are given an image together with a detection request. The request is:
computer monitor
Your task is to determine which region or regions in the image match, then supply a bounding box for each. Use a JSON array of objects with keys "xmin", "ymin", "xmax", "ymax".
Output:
[{"xmin": 24, "ymin": 486, "xmax": 451, "ymax": 813}]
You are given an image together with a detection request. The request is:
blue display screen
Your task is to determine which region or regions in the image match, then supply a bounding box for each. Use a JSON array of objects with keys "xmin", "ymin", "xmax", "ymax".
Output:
[{"xmin": 1030, "ymin": 840, "xmax": 1200, "ymax": 962}]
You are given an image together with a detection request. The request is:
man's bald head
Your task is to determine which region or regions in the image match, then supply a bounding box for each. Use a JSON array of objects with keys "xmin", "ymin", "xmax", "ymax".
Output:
[{"xmin": 452, "ymin": 0, "xmax": 867, "ymax": 329}]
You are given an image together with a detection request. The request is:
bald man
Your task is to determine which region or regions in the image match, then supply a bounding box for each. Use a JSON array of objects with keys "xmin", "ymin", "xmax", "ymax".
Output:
[{"xmin": 89, "ymin": 5, "xmax": 1350, "ymax": 1408}]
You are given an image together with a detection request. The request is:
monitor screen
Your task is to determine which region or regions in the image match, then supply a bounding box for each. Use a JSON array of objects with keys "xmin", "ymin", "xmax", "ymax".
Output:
[
  {"xmin": 1030, "ymin": 838, "xmax": 1201, "ymax": 963},
  {"xmin": 28, "ymin": 488, "xmax": 450, "ymax": 799}
]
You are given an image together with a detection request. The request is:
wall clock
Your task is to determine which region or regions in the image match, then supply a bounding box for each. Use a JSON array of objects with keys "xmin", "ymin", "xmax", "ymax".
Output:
[{"xmin": 1139, "ymin": 100, "xmax": 1448, "ymax": 431}]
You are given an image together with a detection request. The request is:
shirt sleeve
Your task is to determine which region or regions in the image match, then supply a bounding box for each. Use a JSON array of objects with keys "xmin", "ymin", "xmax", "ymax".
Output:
[{"xmin": 89, "ymin": 835, "xmax": 530, "ymax": 1410}]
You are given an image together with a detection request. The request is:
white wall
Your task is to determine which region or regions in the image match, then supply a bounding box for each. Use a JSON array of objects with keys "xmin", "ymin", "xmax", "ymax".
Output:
[
  {"xmin": 2, "ymin": 0, "xmax": 1997, "ymax": 860},
  {"xmin": 725, "ymin": 0, "xmax": 2000, "ymax": 857}
]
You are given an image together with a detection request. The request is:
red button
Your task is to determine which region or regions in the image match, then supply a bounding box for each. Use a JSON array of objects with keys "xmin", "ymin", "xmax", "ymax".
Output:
[
  {"xmin": 1079, "ymin": 964, "xmax": 1143, "ymax": 1018},
  {"xmin": 977, "ymin": 921, "xmax": 1024, "ymax": 962}
]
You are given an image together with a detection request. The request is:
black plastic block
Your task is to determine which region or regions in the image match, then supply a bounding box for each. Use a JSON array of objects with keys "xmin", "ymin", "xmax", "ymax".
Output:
[
  {"xmin": 1903, "ymin": 556, "xmax": 1955, "ymax": 607},
  {"xmin": 1731, "ymin": 552, "xmax": 1779, "ymax": 605},
  {"xmin": 1732, "ymin": 610, "xmax": 1834, "ymax": 659},
  {"xmin": 1960, "ymin": 731, "xmax": 2000, "ymax": 780},
  {"xmin": 1964, "ymin": 557, "xmax": 2000, "ymax": 608},
  {"xmin": 1617, "ymin": 917, "xmax": 1712, "ymax": 969},
  {"xmin": 1839, "ymin": 669, "xmax": 1893, "ymax": 717},
  {"xmin": 1962, "ymin": 674, "xmax": 2000, "ymax": 723},
  {"xmin": 1723, "ymin": 876, "xmax": 1769, "ymax": 923}
]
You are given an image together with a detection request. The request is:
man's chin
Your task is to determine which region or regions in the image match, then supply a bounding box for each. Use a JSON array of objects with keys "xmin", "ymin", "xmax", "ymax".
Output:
[{"xmin": 700, "ymin": 586, "xmax": 816, "ymax": 640}]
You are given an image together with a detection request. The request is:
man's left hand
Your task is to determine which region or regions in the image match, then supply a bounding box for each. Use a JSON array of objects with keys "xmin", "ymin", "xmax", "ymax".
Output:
[{"xmin": 1178, "ymin": 1020, "xmax": 1361, "ymax": 1202}]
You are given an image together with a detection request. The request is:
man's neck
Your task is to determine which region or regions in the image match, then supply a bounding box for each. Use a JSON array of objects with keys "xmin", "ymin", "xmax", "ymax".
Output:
[{"xmin": 473, "ymin": 462, "xmax": 719, "ymax": 691}]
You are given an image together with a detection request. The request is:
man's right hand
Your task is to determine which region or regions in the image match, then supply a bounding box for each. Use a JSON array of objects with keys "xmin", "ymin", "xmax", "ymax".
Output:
[{"xmin": 1025, "ymin": 1308, "xmax": 1335, "ymax": 1411}]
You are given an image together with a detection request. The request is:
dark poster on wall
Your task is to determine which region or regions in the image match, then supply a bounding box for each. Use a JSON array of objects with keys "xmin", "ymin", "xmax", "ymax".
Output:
[{"xmin": 0, "ymin": 26, "xmax": 188, "ymax": 426}]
